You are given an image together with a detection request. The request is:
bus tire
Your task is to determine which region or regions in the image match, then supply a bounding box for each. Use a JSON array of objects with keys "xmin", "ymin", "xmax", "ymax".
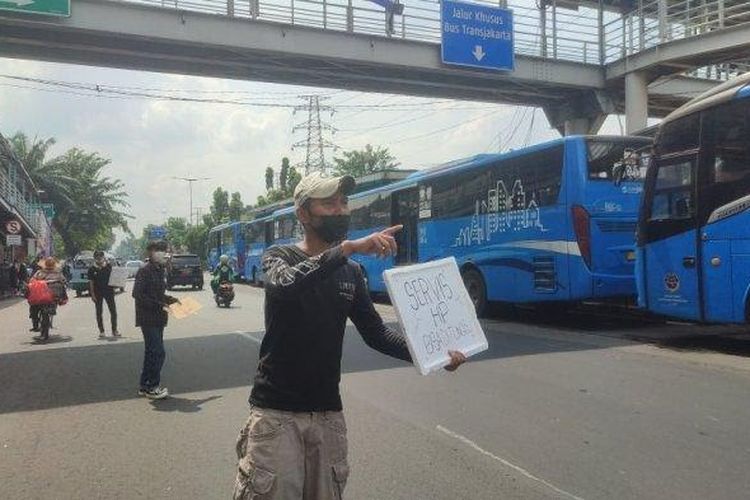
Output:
[
  {"xmin": 75, "ymin": 290, "xmax": 82, "ymax": 298},
  {"xmin": 462, "ymin": 267, "xmax": 488, "ymax": 318}
]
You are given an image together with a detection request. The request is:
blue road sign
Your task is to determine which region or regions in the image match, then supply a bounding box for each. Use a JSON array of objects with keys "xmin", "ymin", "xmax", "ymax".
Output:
[
  {"xmin": 149, "ymin": 226, "xmax": 167, "ymax": 240},
  {"xmin": 441, "ymin": 0, "xmax": 514, "ymax": 71}
]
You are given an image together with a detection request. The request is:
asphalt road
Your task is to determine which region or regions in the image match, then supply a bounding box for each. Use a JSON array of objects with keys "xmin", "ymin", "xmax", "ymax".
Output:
[{"xmin": 1, "ymin": 278, "xmax": 749, "ymax": 500}]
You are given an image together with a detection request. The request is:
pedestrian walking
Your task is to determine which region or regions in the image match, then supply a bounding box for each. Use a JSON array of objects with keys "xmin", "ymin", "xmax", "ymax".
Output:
[
  {"xmin": 232, "ymin": 172, "xmax": 466, "ymax": 500},
  {"xmin": 88, "ymin": 250, "xmax": 119, "ymax": 338},
  {"xmin": 132, "ymin": 241, "xmax": 179, "ymax": 400}
]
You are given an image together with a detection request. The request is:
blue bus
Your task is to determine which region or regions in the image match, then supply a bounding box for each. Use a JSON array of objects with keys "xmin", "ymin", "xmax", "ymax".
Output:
[
  {"xmin": 636, "ymin": 73, "xmax": 750, "ymax": 323},
  {"xmin": 344, "ymin": 136, "xmax": 651, "ymax": 314},
  {"xmin": 206, "ymin": 222, "xmax": 247, "ymax": 279},
  {"xmin": 243, "ymin": 216, "xmax": 274, "ymax": 284}
]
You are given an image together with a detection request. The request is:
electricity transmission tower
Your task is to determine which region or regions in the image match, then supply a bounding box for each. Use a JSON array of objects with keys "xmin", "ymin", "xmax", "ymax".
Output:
[{"xmin": 292, "ymin": 95, "xmax": 338, "ymax": 175}]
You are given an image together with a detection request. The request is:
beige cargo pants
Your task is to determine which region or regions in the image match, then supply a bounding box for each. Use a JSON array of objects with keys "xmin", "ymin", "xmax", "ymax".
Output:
[{"xmin": 233, "ymin": 406, "xmax": 349, "ymax": 500}]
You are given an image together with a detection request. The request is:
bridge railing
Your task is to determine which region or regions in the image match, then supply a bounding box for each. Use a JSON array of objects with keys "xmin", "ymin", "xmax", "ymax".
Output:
[
  {"xmin": 602, "ymin": 0, "xmax": 750, "ymax": 78},
  {"xmin": 125, "ymin": 0, "xmax": 604, "ymax": 64}
]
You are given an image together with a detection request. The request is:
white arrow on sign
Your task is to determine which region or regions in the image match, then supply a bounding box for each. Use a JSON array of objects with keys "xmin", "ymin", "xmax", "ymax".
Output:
[
  {"xmin": 472, "ymin": 45, "xmax": 486, "ymax": 62},
  {"xmin": 5, "ymin": 0, "xmax": 36, "ymax": 5}
]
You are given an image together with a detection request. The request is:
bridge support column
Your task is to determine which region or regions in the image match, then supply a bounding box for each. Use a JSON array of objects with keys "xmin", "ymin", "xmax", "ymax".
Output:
[
  {"xmin": 563, "ymin": 116, "xmax": 606, "ymax": 136},
  {"xmin": 544, "ymin": 90, "xmax": 614, "ymax": 136},
  {"xmin": 625, "ymin": 71, "xmax": 648, "ymax": 134}
]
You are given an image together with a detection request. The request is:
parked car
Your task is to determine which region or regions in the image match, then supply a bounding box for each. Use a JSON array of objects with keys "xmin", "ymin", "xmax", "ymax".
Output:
[
  {"xmin": 125, "ymin": 260, "xmax": 144, "ymax": 279},
  {"xmin": 166, "ymin": 254, "xmax": 203, "ymax": 290},
  {"xmin": 68, "ymin": 251, "xmax": 126, "ymax": 296},
  {"xmin": 69, "ymin": 251, "xmax": 95, "ymax": 297}
]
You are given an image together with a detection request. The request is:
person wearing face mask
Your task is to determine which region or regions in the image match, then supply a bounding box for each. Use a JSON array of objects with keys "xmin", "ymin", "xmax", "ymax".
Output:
[
  {"xmin": 132, "ymin": 241, "xmax": 179, "ymax": 400},
  {"xmin": 88, "ymin": 250, "xmax": 119, "ymax": 339},
  {"xmin": 232, "ymin": 172, "xmax": 466, "ymax": 500}
]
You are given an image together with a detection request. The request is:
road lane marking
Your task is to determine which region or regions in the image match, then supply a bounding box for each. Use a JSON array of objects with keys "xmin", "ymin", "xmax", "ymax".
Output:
[{"xmin": 436, "ymin": 425, "xmax": 585, "ymax": 500}]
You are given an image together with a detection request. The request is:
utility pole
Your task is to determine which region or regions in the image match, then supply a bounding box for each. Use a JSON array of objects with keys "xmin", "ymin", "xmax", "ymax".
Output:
[
  {"xmin": 173, "ymin": 176, "xmax": 210, "ymax": 225},
  {"xmin": 292, "ymin": 95, "xmax": 338, "ymax": 175}
]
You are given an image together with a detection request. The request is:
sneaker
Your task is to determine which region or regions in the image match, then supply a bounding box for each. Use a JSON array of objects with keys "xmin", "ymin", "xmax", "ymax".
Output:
[
  {"xmin": 142, "ymin": 386, "xmax": 169, "ymax": 400},
  {"xmin": 98, "ymin": 332, "xmax": 107, "ymax": 339},
  {"xmin": 112, "ymin": 331, "xmax": 121, "ymax": 337},
  {"xmin": 30, "ymin": 327, "xmax": 40, "ymax": 332}
]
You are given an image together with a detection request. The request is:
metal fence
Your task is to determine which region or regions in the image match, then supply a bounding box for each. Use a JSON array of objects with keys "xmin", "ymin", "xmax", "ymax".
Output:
[
  {"xmin": 119, "ymin": 0, "xmax": 749, "ymax": 79},
  {"xmin": 603, "ymin": 0, "xmax": 750, "ymax": 76},
  {"xmin": 124, "ymin": 0, "xmax": 604, "ymax": 64},
  {"xmin": 0, "ymin": 142, "xmax": 45, "ymax": 237}
]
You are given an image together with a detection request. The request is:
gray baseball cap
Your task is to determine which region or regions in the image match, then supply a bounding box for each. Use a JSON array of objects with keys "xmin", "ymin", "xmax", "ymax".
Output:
[{"xmin": 294, "ymin": 172, "xmax": 356, "ymax": 208}]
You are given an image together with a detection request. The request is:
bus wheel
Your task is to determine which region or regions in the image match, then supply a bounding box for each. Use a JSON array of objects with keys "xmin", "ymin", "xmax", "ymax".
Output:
[
  {"xmin": 75, "ymin": 290, "xmax": 82, "ymax": 298},
  {"xmin": 462, "ymin": 268, "xmax": 487, "ymax": 317}
]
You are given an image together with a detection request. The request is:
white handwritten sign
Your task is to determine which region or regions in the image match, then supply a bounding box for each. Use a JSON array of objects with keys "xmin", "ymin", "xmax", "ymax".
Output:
[
  {"xmin": 384, "ymin": 257, "xmax": 488, "ymax": 375},
  {"xmin": 108, "ymin": 266, "xmax": 129, "ymax": 289}
]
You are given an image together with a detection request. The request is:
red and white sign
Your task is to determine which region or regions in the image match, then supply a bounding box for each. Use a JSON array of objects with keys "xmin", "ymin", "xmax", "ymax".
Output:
[{"xmin": 5, "ymin": 220, "xmax": 22, "ymax": 234}]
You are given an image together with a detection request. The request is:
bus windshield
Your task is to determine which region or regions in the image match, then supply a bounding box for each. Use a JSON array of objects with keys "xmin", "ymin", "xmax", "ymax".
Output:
[{"xmin": 587, "ymin": 138, "xmax": 651, "ymax": 182}]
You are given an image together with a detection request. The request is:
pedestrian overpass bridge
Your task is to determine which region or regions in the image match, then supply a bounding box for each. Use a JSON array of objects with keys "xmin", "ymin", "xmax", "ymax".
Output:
[{"xmin": 1, "ymin": 0, "xmax": 749, "ymax": 134}]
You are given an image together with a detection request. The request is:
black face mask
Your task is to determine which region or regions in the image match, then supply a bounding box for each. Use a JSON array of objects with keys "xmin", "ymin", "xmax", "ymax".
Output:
[{"xmin": 310, "ymin": 214, "xmax": 351, "ymax": 243}]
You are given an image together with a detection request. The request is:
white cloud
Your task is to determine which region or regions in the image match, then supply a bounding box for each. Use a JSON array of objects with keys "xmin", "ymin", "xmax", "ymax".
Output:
[{"xmin": 0, "ymin": 57, "xmax": 602, "ymax": 246}]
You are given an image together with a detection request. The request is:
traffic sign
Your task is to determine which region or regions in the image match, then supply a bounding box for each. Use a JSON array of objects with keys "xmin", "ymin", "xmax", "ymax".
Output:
[
  {"xmin": 441, "ymin": 0, "xmax": 514, "ymax": 71},
  {"xmin": 0, "ymin": 0, "xmax": 70, "ymax": 17},
  {"xmin": 5, "ymin": 220, "xmax": 21, "ymax": 235},
  {"xmin": 149, "ymin": 226, "xmax": 168, "ymax": 240},
  {"xmin": 6, "ymin": 234, "xmax": 22, "ymax": 246}
]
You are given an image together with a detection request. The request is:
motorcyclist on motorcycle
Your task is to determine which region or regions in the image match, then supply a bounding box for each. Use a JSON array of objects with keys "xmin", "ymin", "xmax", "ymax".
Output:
[
  {"xmin": 28, "ymin": 257, "xmax": 68, "ymax": 338},
  {"xmin": 211, "ymin": 255, "xmax": 235, "ymax": 294}
]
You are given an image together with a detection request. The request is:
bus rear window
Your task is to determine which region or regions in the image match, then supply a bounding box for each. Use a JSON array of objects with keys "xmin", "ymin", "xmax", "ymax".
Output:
[
  {"xmin": 587, "ymin": 139, "xmax": 651, "ymax": 182},
  {"xmin": 171, "ymin": 255, "xmax": 200, "ymax": 266}
]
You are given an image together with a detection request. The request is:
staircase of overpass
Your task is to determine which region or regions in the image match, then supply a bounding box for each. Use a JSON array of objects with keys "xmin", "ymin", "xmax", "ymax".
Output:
[{"xmin": 1, "ymin": 0, "xmax": 749, "ymax": 134}]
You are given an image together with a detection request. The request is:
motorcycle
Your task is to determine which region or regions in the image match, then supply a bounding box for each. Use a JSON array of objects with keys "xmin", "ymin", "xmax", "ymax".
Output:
[
  {"xmin": 38, "ymin": 303, "xmax": 58, "ymax": 341},
  {"xmin": 215, "ymin": 281, "xmax": 235, "ymax": 308}
]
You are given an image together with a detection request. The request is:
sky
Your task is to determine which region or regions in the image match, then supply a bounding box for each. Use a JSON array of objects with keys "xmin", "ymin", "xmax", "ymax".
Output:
[{"xmin": 0, "ymin": 56, "xmax": 628, "ymax": 242}]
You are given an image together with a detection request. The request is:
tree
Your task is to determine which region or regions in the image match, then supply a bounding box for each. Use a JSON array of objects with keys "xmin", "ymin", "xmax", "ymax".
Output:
[
  {"xmin": 279, "ymin": 157, "xmax": 290, "ymax": 192},
  {"xmin": 333, "ymin": 144, "xmax": 399, "ymax": 178},
  {"xmin": 288, "ymin": 166, "xmax": 302, "ymax": 195},
  {"xmin": 265, "ymin": 167, "xmax": 274, "ymax": 191},
  {"xmin": 9, "ymin": 132, "xmax": 131, "ymax": 257},
  {"xmin": 210, "ymin": 187, "xmax": 230, "ymax": 225},
  {"xmin": 48, "ymin": 148, "xmax": 131, "ymax": 256},
  {"xmin": 229, "ymin": 192, "xmax": 243, "ymax": 221}
]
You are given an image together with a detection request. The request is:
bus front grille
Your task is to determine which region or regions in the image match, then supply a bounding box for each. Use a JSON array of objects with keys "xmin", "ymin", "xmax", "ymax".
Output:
[{"xmin": 533, "ymin": 256, "xmax": 557, "ymax": 292}]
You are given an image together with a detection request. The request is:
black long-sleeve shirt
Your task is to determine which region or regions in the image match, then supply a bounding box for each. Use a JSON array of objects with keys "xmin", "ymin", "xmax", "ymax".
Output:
[
  {"xmin": 249, "ymin": 244, "xmax": 412, "ymax": 412},
  {"xmin": 132, "ymin": 262, "xmax": 176, "ymax": 328}
]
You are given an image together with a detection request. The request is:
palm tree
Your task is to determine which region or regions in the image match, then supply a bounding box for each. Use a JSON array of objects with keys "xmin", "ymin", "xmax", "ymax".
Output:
[{"xmin": 8, "ymin": 133, "xmax": 131, "ymax": 256}]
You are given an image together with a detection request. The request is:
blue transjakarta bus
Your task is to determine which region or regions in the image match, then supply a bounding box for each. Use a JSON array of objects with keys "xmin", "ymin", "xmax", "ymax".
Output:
[
  {"xmin": 243, "ymin": 216, "xmax": 274, "ymax": 284},
  {"xmin": 346, "ymin": 135, "xmax": 651, "ymax": 314},
  {"xmin": 636, "ymin": 73, "xmax": 750, "ymax": 323},
  {"xmin": 206, "ymin": 221, "xmax": 247, "ymax": 279}
]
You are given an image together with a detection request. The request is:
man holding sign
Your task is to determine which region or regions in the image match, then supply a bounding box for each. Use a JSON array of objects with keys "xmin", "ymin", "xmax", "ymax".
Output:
[{"xmin": 232, "ymin": 172, "xmax": 465, "ymax": 500}]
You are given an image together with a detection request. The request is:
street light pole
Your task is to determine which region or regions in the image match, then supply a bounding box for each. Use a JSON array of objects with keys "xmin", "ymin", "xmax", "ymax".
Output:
[{"xmin": 173, "ymin": 176, "xmax": 210, "ymax": 225}]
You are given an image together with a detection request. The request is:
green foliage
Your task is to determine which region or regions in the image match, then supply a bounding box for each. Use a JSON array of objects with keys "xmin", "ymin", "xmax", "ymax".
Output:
[
  {"xmin": 333, "ymin": 144, "xmax": 399, "ymax": 178},
  {"xmin": 229, "ymin": 192, "xmax": 243, "ymax": 221},
  {"xmin": 254, "ymin": 160, "xmax": 300, "ymax": 209},
  {"xmin": 9, "ymin": 132, "xmax": 131, "ymax": 257},
  {"xmin": 210, "ymin": 187, "xmax": 230, "ymax": 225},
  {"xmin": 279, "ymin": 157, "xmax": 290, "ymax": 192}
]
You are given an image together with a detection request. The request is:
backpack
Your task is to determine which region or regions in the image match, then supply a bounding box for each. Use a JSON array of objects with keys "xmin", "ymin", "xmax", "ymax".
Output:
[{"xmin": 27, "ymin": 279, "xmax": 56, "ymax": 305}]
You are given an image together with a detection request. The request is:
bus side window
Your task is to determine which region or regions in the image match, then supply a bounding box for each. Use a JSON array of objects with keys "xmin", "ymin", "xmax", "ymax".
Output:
[
  {"xmin": 649, "ymin": 159, "xmax": 695, "ymax": 222},
  {"xmin": 700, "ymin": 100, "xmax": 750, "ymax": 220}
]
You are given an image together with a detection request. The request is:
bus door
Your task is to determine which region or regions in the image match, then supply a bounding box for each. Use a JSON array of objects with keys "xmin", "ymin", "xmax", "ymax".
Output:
[
  {"xmin": 391, "ymin": 188, "xmax": 419, "ymax": 265},
  {"xmin": 641, "ymin": 153, "xmax": 702, "ymax": 320}
]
